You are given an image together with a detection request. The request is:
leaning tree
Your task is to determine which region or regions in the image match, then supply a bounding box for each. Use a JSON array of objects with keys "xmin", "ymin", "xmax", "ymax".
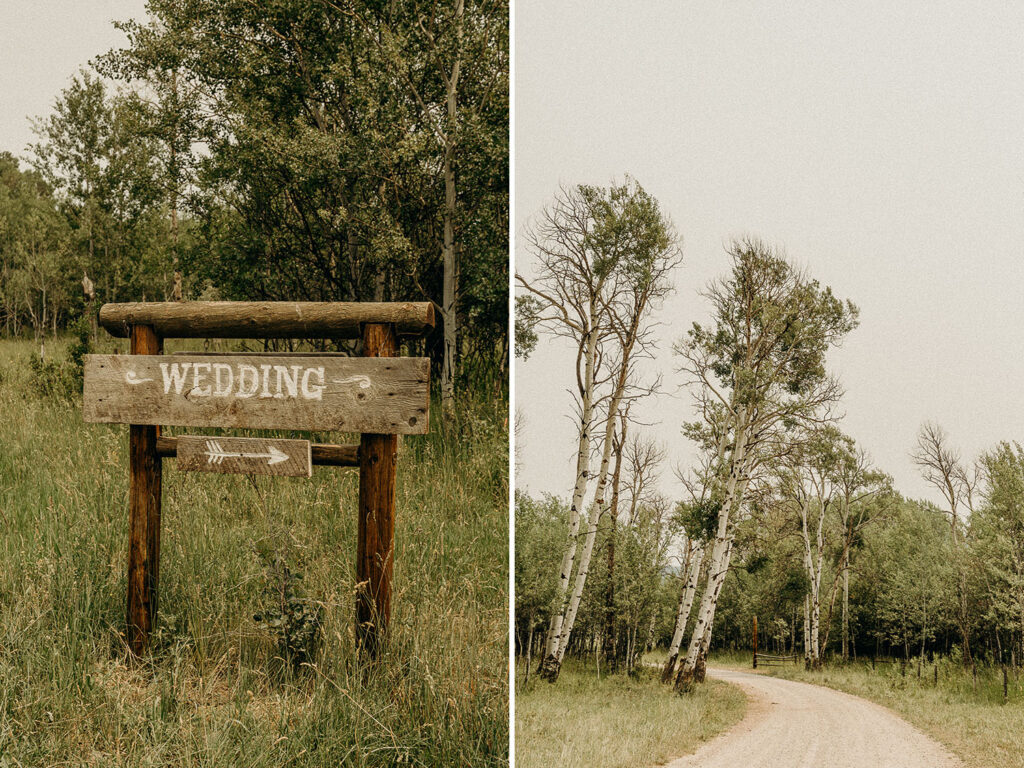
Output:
[
  {"xmin": 672, "ymin": 237, "xmax": 858, "ymax": 690},
  {"xmin": 516, "ymin": 177, "xmax": 681, "ymax": 681}
]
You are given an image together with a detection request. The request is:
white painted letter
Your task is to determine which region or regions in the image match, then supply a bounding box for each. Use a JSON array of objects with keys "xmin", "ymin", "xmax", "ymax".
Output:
[
  {"xmin": 237, "ymin": 364, "xmax": 259, "ymax": 398},
  {"xmin": 274, "ymin": 365, "xmax": 300, "ymax": 399},
  {"xmin": 260, "ymin": 364, "xmax": 274, "ymax": 398},
  {"xmin": 160, "ymin": 362, "xmax": 192, "ymax": 394},
  {"xmin": 213, "ymin": 363, "xmax": 234, "ymax": 396},
  {"xmin": 301, "ymin": 367, "xmax": 326, "ymax": 400}
]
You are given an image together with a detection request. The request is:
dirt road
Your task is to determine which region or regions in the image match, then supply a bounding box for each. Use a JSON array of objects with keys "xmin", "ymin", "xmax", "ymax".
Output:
[{"xmin": 666, "ymin": 667, "xmax": 961, "ymax": 768}]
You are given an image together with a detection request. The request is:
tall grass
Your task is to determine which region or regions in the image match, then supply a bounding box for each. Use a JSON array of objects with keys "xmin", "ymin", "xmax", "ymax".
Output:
[
  {"xmin": 515, "ymin": 659, "xmax": 745, "ymax": 768},
  {"xmin": 0, "ymin": 337, "xmax": 508, "ymax": 766}
]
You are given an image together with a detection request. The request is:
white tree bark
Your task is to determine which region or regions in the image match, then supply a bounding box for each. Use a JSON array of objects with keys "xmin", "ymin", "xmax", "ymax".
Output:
[
  {"xmin": 842, "ymin": 557, "xmax": 850, "ymax": 661},
  {"xmin": 798, "ymin": 495, "xmax": 827, "ymax": 668},
  {"xmin": 539, "ymin": 324, "xmax": 599, "ymax": 675},
  {"xmin": 676, "ymin": 413, "xmax": 751, "ymax": 688},
  {"xmin": 804, "ymin": 594, "xmax": 811, "ymax": 664},
  {"xmin": 662, "ymin": 540, "xmax": 705, "ymax": 681},
  {"xmin": 439, "ymin": 0, "xmax": 464, "ymax": 416},
  {"xmin": 553, "ymin": 382, "xmax": 626, "ymax": 667}
]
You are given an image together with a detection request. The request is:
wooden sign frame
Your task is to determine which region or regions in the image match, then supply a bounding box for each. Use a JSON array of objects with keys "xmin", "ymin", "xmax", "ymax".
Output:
[{"xmin": 91, "ymin": 301, "xmax": 434, "ymax": 659}]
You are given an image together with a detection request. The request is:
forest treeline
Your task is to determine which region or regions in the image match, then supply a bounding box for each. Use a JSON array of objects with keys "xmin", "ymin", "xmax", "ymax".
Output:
[
  {"xmin": 0, "ymin": 0, "xmax": 509, "ymax": 401},
  {"xmin": 515, "ymin": 178, "xmax": 1024, "ymax": 691}
]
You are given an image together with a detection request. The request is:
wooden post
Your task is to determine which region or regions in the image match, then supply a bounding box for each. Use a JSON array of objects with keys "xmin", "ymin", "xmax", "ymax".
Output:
[
  {"xmin": 356, "ymin": 322, "xmax": 398, "ymax": 657},
  {"xmin": 752, "ymin": 615, "xmax": 758, "ymax": 669},
  {"xmin": 126, "ymin": 324, "xmax": 162, "ymax": 655}
]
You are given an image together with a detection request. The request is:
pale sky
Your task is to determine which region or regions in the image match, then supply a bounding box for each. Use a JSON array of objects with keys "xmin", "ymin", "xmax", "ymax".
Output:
[
  {"xmin": 515, "ymin": 1, "xmax": 1024, "ymax": 506},
  {"xmin": 0, "ymin": 0, "xmax": 147, "ymax": 158}
]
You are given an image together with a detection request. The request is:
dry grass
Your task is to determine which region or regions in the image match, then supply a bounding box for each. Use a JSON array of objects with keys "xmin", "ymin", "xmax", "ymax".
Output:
[
  {"xmin": 0, "ymin": 337, "xmax": 508, "ymax": 767},
  {"xmin": 515, "ymin": 659, "xmax": 745, "ymax": 768}
]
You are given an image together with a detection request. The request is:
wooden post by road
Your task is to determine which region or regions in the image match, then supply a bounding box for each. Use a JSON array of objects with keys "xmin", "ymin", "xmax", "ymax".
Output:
[
  {"xmin": 752, "ymin": 615, "xmax": 758, "ymax": 669},
  {"xmin": 126, "ymin": 324, "xmax": 162, "ymax": 655},
  {"xmin": 356, "ymin": 322, "xmax": 398, "ymax": 657}
]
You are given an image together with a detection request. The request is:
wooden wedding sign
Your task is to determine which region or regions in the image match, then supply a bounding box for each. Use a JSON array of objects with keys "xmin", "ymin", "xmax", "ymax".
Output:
[{"xmin": 83, "ymin": 301, "xmax": 434, "ymax": 658}]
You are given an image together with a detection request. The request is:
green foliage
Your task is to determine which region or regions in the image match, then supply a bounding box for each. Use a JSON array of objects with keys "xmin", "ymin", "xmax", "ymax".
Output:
[
  {"xmin": 5, "ymin": 0, "xmax": 509, "ymax": 393},
  {"xmin": 24, "ymin": 319, "xmax": 92, "ymax": 401},
  {"xmin": 30, "ymin": 71, "xmax": 179, "ymax": 306},
  {"xmin": 97, "ymin": 0, "xmax": 509, "ymax": 383},
  {"xmin": 0, "ymin": 152, "xmax": 73, "ymax": 337},
  {"xmin": 514, "ymin": 493, "xmax": 566, "ymax": 645},
  {"xmin": 514, "ymin": 295, "xmax": 540, "ymax": 360},
  {"xmin": 65, "ymin": 315, "xmax": 91, "ymax": 383},
  {"xmin": 253, "ymin": 556, "xmax": 322, "ymax": 674},
  {"xmin": 680, "ymin": 237, "xmax": 859, "ymax": 408}
]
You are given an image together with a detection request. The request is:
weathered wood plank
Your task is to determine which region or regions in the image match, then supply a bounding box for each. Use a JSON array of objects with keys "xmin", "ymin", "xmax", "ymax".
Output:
[
  {"xmin": 356, "ymin": 323, "xmax": 399, "ymax": 657},
  {"xmin": 126, "ymin": 325, "xmax": 162, "ymax": 656},
  {"xmin": 99, "ymin": 301, "xmax": 434, "ymax": 339},
  {"xmin": 155, "ymin": 436, "xmax": 359, "ymax": 467},
  {"xmin": 84, "ymin": 354, "xmax": 429, "ymax": 434},
  {"xmin": 175, "ymin": 435, "xmax": 313, "ymax": 477}
]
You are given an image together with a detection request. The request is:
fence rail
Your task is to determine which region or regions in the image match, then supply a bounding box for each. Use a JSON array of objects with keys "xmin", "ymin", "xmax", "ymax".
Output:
[{"xmin": 755, "ymin": 653, "xmax": 799, "ymax": 667}]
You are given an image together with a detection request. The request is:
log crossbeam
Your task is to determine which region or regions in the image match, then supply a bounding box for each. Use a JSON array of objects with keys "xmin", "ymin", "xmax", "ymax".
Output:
[{"xmin": 99, "ymin": 301, "xmax": 434, "ymax": 339}]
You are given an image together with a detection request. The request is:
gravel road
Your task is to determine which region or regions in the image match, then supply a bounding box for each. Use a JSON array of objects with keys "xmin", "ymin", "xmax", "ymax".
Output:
[{"xmin": 666, "ymin": 667, "xmax": 962, "ymax": 768}]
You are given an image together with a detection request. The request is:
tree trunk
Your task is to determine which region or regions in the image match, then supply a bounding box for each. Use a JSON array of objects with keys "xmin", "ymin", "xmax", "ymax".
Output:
[
  {"xmin": 842, "ymin": 560, "xmax": 850, "ymax": 662},
  {"xmin": 602, "ymin": 416, "xmax": 627, "ymax": 668},
  {"xmin": 804, "ymin": 594, "xmax": 811, "ymax": 667},
  {"xmin": 538, "ymin": 322, "xmax": 599, "ymax": 680},
  {"xmin": 675, "ymin": 410, "xmax": 752, "ymax": 691},
  {"xmin": 675, "ymin": 534, "xmax": 736, "ymax": 691},
  {"xmin": 439, "ymin": 0, "xmax": 464, "ymax": 418},
  {"xmin": 552, "ymin": 389, "xmax": 626, "ymax": 670},
  {"xmin": 663, "ymin": 540, "xmax": 704, "ymax": 682}
]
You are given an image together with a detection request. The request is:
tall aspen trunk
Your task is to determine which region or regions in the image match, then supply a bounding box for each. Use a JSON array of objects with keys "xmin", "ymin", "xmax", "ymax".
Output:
[
  {"xmin": 842, "ymin": 561, "xmax": 850, "ymax": 661},
  {"xmin": 645, "ymin": 612, "xmax": 658, "ymax": 653},
  {"xmin": 663, "ymin": 540, "xmax": 704, "ymax": 682},
  {"xmin": 552, "ymin": 386, "xmax": 626, "ymax": 671},
  {"xmin": 675, "ymin": 529, "xmax": 737, "ymax": 691},
  {"xmin": 439, "ymin": 0, "xmax": 464, "ymax": 417},
  {"xmin": 798, "ymin": 498, "xmax": 826, "ymax": 669},
  {"xmin": 804, "ymin": 594, "xmax": 811, "ymax": 667},
  {"xmin": 602, "ymin": 416, "xmax": 627, "ymax": 668},
  {"xmin": 538, "ymin": 322, "xmax": 599, "ymax": 679},
  {"xmin": 689, "ymin": 538, "xmax": 733, "ymax": 685},
  {"xmin": 675, "ymin": 411, "xmax": 751, "ymax": 691},
  {"xmin": 543, "ymin": 310, "xmax": 643, "ymax": 680}
]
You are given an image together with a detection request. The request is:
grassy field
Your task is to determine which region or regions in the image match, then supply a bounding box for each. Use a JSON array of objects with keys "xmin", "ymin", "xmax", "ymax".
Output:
[
  {"xmin": 0, "ymin": 337, "xmax": 508, "ymax": 767},
  {"xmin": 710, "ymin": 651, "xmax": 1024, "ymax": 768},
  {"xmin": 515, "ymin": 659, "xmax": 745, "ymax": 768}
]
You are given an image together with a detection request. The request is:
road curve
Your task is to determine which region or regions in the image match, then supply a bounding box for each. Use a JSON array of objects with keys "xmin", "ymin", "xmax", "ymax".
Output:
[{"xmin": 666, "ymin": 667, "xmax": 962, "ymax": 768}]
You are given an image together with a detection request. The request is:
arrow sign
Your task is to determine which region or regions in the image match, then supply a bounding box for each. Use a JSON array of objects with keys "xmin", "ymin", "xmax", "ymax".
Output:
[
  {"xmin": 204, "ymin": 440, "xmax": 290, "ymax": 466},
  {"xmin": 175, "ymin": 435, "xmax": 312, "ymax": 477}
]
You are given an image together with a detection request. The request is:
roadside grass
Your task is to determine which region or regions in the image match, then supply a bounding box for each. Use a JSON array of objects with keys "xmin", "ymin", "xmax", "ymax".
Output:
[
  {"xmin": 0, "ymin": 337, "xmax": 508, "ymax": 767},
  {"xmin": 708, "ymin": 649, "xmax": 1024, "ymax": 768},
  {"xmin": 515, "ymin": 658, "xmax": 745, "ymax": 768}
]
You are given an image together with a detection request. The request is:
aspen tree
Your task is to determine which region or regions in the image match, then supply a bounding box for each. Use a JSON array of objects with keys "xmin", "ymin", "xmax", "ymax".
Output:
[
  {"xmin": 673, "ymin": 239, "xmax": 857, "ymax": 690},
  {"xmin": 777, "ymin": 427, "xmax": 850, "ymax": 670},
  {"xmin": 912, "ymin": 422, "xmax": 976, "ymax": 665},
  {"xmin": 517, "ymin": 178, "xmax": 681, "ymax": 681}
]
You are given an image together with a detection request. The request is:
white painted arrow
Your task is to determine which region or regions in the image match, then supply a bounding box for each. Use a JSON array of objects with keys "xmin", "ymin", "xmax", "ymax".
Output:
[{"xmin": 204, "ymin": 440, "xmax": 289, "ymax": 466}]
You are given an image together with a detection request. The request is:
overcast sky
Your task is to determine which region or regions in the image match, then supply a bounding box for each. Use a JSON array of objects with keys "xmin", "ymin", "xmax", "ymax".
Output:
[
  {"xmin": 515, "ymin": 0, "xmax": 1024, "ymax": 506},
  {"xmin": 0, "ymin": 1, "xmax": 147, "ymax": 158}
]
